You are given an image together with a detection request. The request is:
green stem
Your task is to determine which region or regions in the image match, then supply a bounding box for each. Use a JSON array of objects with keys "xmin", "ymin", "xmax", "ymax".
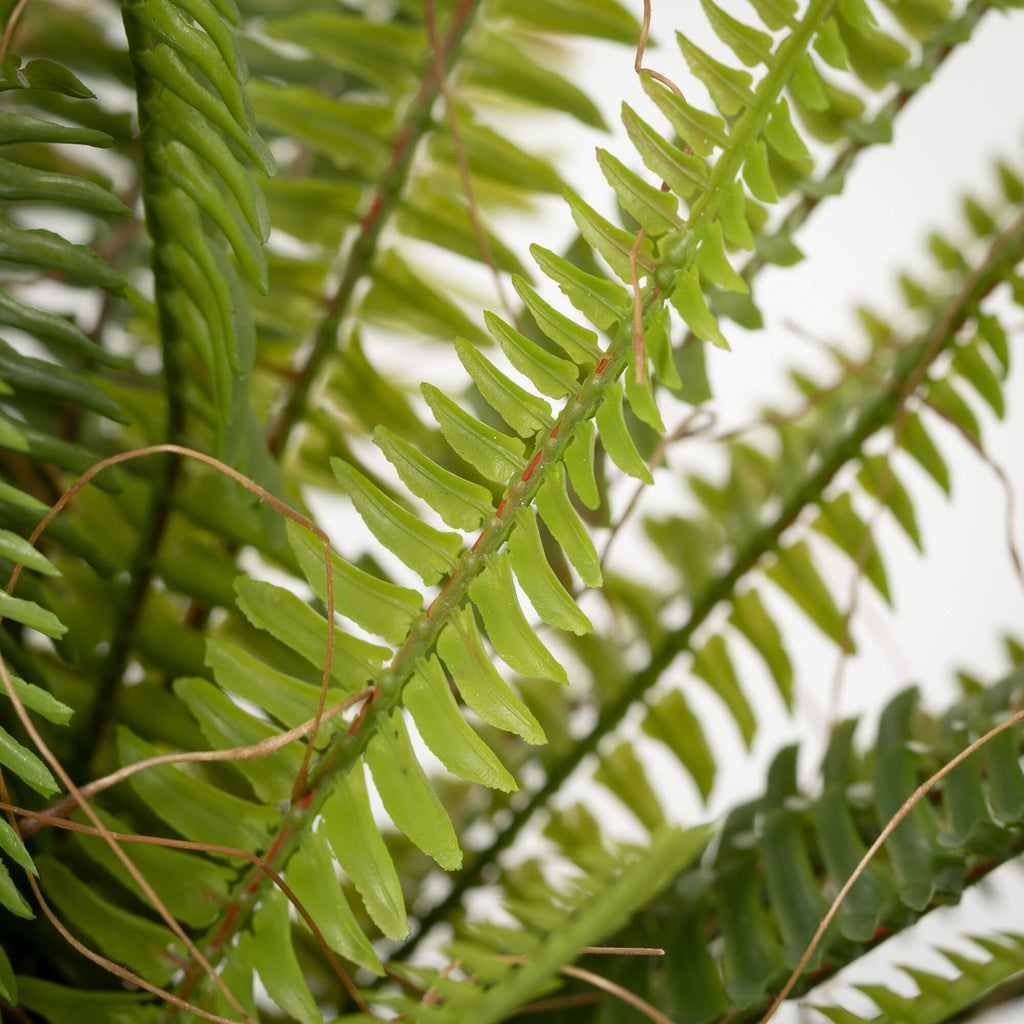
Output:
[
  {"xmin": 396, "ymin": 204, "xmax": 1024, "ymax": 964},
  {"xmin": 69, "ymin": 13, "xmax": 187, "ymax": 777}
]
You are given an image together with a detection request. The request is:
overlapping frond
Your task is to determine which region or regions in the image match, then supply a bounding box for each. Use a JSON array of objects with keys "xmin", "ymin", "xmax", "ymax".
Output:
[
  {"xmin": 495, "ymin": 664, "xmax": 1024, "ymax": 1023},
  {"xmin": 408, "ymin": 131, "xmax": 1024, "ymax": 961},
  {"xmin": 0, "ymin": 0, "xmax": 1021, "ymax": 1021}
]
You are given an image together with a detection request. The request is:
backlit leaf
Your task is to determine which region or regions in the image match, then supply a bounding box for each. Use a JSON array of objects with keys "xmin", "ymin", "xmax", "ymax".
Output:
[
  {"xmin": 332, "ymin": 459, "xmax": 463, "ymax": 585},
  {"xmin": 511, "ymin": 274, "xmax": 601, "ymax": 364},
  {"xmin": 322, "ymin": 766, "xmax": 409, "ymax": 940},
  {"xmin": 509, "ymin": 507, "xmax": 592, "ymax": 635},
  {"xmin": 252, "ymin": 885, "xmax": 323, "ymax": 1024},
  {"xmin": 535, "ymin": 462, "xmax": 603, "ymax": 587},
  {"xmin": 470, "ymin": 551, "xmax": 569, "ymax": 683},
  {"xmin": 595, "ymin": 380, "xmax": 654, "ymax": 484},
  {"xmin": 485, "ymin": 310, "xmax": 580, "ymax": 400},
  {"xmin": 365, "ymin": 709, "xmax": 462, "ymax": 870},
  {"xmin": 437, "ymin": 609, "xmax": 546, "ymax": 744},
  {"xmin": 285, "ymin": 829, "xmax": 383, "ymax": 973},
  {"xmin": 286, "ymin": 518, "xmax": 422, "ymax": 643},
  {"xmin": 374, "ymin": 426, "xmax": 494, "ymax": 531},
  {"xmin": 405, "ymin": 656, "xmax": 518, "ymax": 791},
  {"xmin": 422, "ymin": 382, "xmax": 526, "ymax": 482},
  {"xmin": 456, "ymin": 337, "xmax": 553, "ymax": 437},
  {"xmin": 530, "ymin": 244, "xmax": 630, "ymax": 330}
]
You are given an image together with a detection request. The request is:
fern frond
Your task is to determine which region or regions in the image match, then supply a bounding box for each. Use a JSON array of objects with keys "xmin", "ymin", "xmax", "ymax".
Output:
[
  {"xmin": 408, "ymin": 134, "xmax": 1024, "ymax": 961},
  {"xmin": 490, "ymin": 668, "xmax": 1024, "ymax": 1023},
  {"xmin": 810, "ymin": 933, "xmax": 1024, "ymax": 1024}
]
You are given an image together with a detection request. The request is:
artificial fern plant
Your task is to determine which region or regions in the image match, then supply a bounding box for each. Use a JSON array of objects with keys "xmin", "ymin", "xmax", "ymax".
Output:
[{"xmin": 0, "ymin": 0, "xmax": 1023, "ymax": 1021}]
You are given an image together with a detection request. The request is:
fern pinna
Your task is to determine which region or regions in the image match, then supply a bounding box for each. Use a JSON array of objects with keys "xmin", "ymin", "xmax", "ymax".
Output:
[{"xmin": 0, "ymin": 0, "xmax": 1022, "ymax": 1021}]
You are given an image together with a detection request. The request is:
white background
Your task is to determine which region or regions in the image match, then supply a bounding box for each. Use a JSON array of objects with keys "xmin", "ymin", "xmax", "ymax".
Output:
[{"xmin": 476, "ymin": 3, "xmax": 1024, "ymax": 1021}]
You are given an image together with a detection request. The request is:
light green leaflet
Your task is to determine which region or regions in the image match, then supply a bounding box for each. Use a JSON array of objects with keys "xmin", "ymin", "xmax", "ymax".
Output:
[
  {"xmin": 0, "ymin": 288, "xmax": 117, "ymax": 367},
  {"xmin": 642, "ymin": 690, "xmax": 716, "ymax": 800},
  {"xmin": 0, "ymin": 528, "xmax": 57, "ymax": 575},
  {"xmin": 332, "ymin": 458, "xmax": 462, "ymax": 584},
  {"xmin": 405, "ymin": 657, "xmax": 518, "ymax": 792},
  {"xmin": 206, "ymin": 638, "xmax": 349, "ymax": 728},
  {"xmin": 728, "ymin": 588, "xmax": 793, "ymax": 710},
  {"xmin": 595, "ymin": 743, "xmax": 664, "ymax": 830},
  {"xmin": 565, "ymin": 186, "xmax": 657, "ymax": 285},
  {"xmin": 691, "ymin": 634, "xmax": 756, "ymax": 747},
  {"xmin": 765, "ymin": 98, "xmax": 811, "ymax": 161},
  {"xmin": 765, "ymin": 541, "xmax": 848, "ymax": 646},
  {"xmin": 719, "ymin": 179, "xmax": 755, "ymax": 248},
  {"xmin": 234, "ymin": 577, "xmax": 389, "ymax": 689},
  {"xmin": 421, "ymin": 382, "xmax": 525, "ymax": 482},
  {"xmin": 252, "ymin": 885, "xmax": 322, "ymax": 1024},
  {"xmin": 697, "ymin": 219, "xmax": 748, "ymax": 293},
  {"xmin": 284, "ymin": 829, "xmax": 382, "ymax": 974},
  {"xmin": 530, "ymin": 244, "xmax": 630, "ymax": 330},
  {"xmin": 285, "ymin": 518, "xmax": 422, "ymax": 643},
  {"xmin": 953, "ymin": 338, "xmax": 1004, "ymax": 417},
  {"xmin": 133, "ymin": 0, "xmax": 252, "ymax": 132},
  {"xmin": 322, "ymin": 765, "xmax": 409, "ymax": 940},
  {"xmin": 162, "ymin": 141, "xmax": 267, "ymax": 291},
  {"xmin": 676, "ymin": 31, "xmax": 754, "ymax": 115},
  {"xmin": 595, "ymin": 148, "xmax": 683, "ymax": 236},
  {"xmin": 484, "ymin": 310, "xmax": 579, "ymax": 399},
  {"xmin": 670, "ymin": 264, "xmax": 731, "ymax": 348},
  {"xmin": 643, "ymin": 305, "xmax": 682, "ymax": 390},
  {"xmin": 897, "ymin": 412, "xmax": 950, "ymax": 494},
  {"xmin": 563, "ymin": 419, "xmax": 600, "ymax": 510},
  {"xmin": 117, "ymin": 727, "xmax": 278, "ymax": 851},
  {"xmin": 0, "ymin": 817, "xmax": 34, "ymax": 876},
  {"xmin": 0, "ymin": 218, "xmax": 124, "ymax": 292},
  {"xmin": 0, "ymin": 590, "xmax": 66, "ymax": 639},
  {"xmin": 174, "ymin": 676, "xmax": 299, "ymax": 801},
  {"xmin": 624, "ymin": 361, "xmax": 666, "ymax": 431},
  {"xmin": 470, "ymin": 551, "xmax": 568, "ymax": 684},
  {"xmin": 133, "ymin": 44, "xmax": 263, "ymax": 174},
  {"xmin": 621, "ymin": 104, "xmax": 711, "ymax": 198},
  {"xmin": 365, "ymin": 709, "xmax": 462, "ymax": 870},
  {"xmin": 0, "ymin": 857, "xmax": 31, "ymax": 919},
  {"xmin": 638, "ymin": 72, "xmax": 728, "ymax": 156},
  {"xmin": 534, "ymin": 462, "xmax": 602, "ymax": 588},
  {"xmin": 511, "ymin": 274, "xmax": 601, "ymax": 363},
  {"xmin": 437, "ymin": 609, "xmax": 546, "ymax": 744},
  {"xmin": 1, "ymin": 672, "xmax": 72, "ymax": 724},
  {"xmin": 158, "ymin": 91, "xmax": 268, "ymax": 238},
  {"xmin": 0, "ymin": 723, "xmax": 57, "ymax": 796},
  {"xmin": 374, "ymin": 425, "xmax": 494, "ymax": 530},
  {"xmin": 455, "ymin": 337, "xmax": 553, "ymax": 437},
  {"xmin": 509, "ymin": 508, "xmax": 592, "ymax": 635},
  {"xmin": 742, "ymin": 138, "xmax": 778, "ymax": 202},
  {"xmin": 813, "ymin": 493, "xmax": 891, "ymax": 603},
  {"xmin": 858, "ymin": 455, "xmax": 923, "ymax": 550},
  {"xmin": 37, "ymin": 856, "xmax": 185, "ymax": 985},
  {"xmin": 595, "ymin": 380, "xmax": 654, "ymax": 484}
]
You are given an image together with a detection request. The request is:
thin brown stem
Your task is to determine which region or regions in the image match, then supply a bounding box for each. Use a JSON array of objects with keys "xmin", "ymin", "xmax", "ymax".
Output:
[
  {"xmin": 758, "ymin": 704, "xmax": 1024, "ymax": 1024},
  {"xmin": 0, "ymin": 444, "xmax": 349, "ymax": 1021},
  {"xmin": 21, "ymin": 688, "xmax": 373, "ymax": 838},
  {"xmin": 0, "ymin": 0, "xmax": 30, "ymax": 66}
]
